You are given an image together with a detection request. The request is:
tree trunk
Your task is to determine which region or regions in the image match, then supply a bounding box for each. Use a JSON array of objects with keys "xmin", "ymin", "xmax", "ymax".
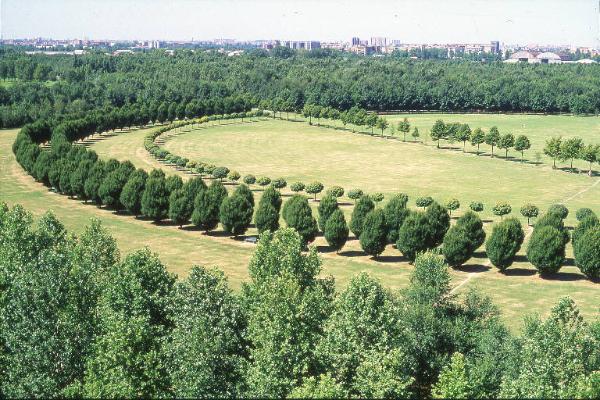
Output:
[
  {"xmin": 505, "ymin": 149, "xmax": 508, "ymax": 159},
  {"xmin": 491, "ymin": 145, "xmax": 494, "ymax": 158},
  {"xmin": 589, "ymin": 162, "xmax": 593, "ymax": 177},
  {"xmin": 404, "ymin": 132, "xmax": 406, "ymax": 142},
  {"xmin": 553, "ymin": 158, "xmax": 556, "ymax": 169},
  {"xmin": 463, "ymin": 141, "xmax": 466, "ymax": 152},
  {"xmin": 477, "ymin": 144, "xmax": 480, "ymax": 155}
]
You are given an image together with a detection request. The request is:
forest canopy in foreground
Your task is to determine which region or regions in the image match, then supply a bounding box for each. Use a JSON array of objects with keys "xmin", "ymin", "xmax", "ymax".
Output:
[{"xmin": 0, "ymin": 203, "xmax": 599, "ymax": 398}]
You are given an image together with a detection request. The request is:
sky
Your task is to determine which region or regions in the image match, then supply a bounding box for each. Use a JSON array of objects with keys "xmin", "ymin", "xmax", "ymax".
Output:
[{"xmin": 1, "ymin": 0, "xmax": 599, "ymax": 47}]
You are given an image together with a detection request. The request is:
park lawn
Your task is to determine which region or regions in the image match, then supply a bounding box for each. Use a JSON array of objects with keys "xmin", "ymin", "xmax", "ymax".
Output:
[
  {"xmin": 2, "ymin": 125, "xmax": 598, "ymax": 331},
  {"xmin": 161, "ymin": 117, "xmax": 600, "ymax": 226}
]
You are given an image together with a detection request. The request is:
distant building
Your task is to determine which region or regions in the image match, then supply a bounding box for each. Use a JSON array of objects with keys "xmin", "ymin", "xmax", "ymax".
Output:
[
  {"xmin": 536, "ymin": 52, "xmax": 562, "ymax": 63},
  {"xmin": 505, "ymin": 50, "xmax": 563, "ymax": 64},
  {"xmin": 490, "ymin": 41, "xmax": 500, "ymax": 54},
  {"xmin": 577, "ymin": 58, "xmax": 597, "ymax": 64},
  {"xmin": 370, "ymin": 37, "xmax": 387, "ymax": 47},
  {"xmin": 283, "ymin": 40, "xmax": 321, "ymax": 50},
  {"xmin": 351, "ymin": 37, "xmax": 360, "ymax": 46}
]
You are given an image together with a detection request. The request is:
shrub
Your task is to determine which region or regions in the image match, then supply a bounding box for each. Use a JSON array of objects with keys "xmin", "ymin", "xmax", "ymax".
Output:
[
  {"xmin": 536, "ymin": 212, "xmax": 570, "ymax": 244},
  {"xmin": 233, "ymin": 184, "xmax": 255, "ymax": 207},
  {"xmin": 396, "ymin": 211, "xmax": 435, "ymax": 262},
  {"xmin": 548, "ymin": 204, "xmax": 569, "ymax": 220},
  {"xmin": 575, "ymin": 207, "xmax": 596, "ymax": 222},
  {"xmin": 369, "ymin": 192, "xmax": 384, "ymax": 203},
  {"xmin": 443, "ymin": 226, "xmax": 474, "ymax": 267},
  {"xmin": 219, "ymin": 192, "xmax": 253, "ymax": 236},
  {"xmin": 455, "ymin": 211, "xmax": 486, "ymax": 250},
  {"xmin": 359, "ymin": 209, "xmax": 387, "ymax": 258},
  {"xmin": 425, "ymin": 201, "xmax": 450, "ymax": 247},
  {"xmin": 305, "ymin": 181, "xmax": 324, "ymax": 201},
  {"xmin": 574, "ymin": 226, "xmax": 600, "ymax": 280},
  {"xmin": 445, "ymin": 198, "xmax": 460, "ymax": 216},
  {"xmin": 272, "ymin": 177, "xmax": 287, "ymax": 189},
  {"xmin": 383, "ymin": 193, "xmax": 410, "ymax": 244},
  {"xmin": 120, "ymin": 169, "xmax": 148, "ymax": 216},
  {"xmin": 572, "ymin": 216, "xmax": 599, "ymax": 257},
  {"xmin": 485, "ymin": 217, "xmax": 524, "ymax": 271},
  {"xmin": 227, "ymin": 170, "xmax": 241, "ymax": 182},
  {"xmin": 527, "ymin": 226, "xmax": 566, "ymax": 275},
  {"xmin": 243, "ymin": 174, "xmax": 256, "ymax": 185},
  {"xmin": 416, "ymin": 196, "xmax": 433, "ymax": 209},
  {"xmin": 347, "ymin": 188, "xmax": 363, "ymax": 203},
  {"xmin": 469, "ymin": 201, "xmax": 484, "ymax": 213},
  {"xmin": 326, "ymin": 186, "xmax": 344, "ymax": 198},
  {"xmin": 257, "ymin": 176, "xmax": 271, "ymax": 187},
  {"xmin": 169, "ymin": 188, "xmax": 192, "ymax": 228},
  {"xmin": 520, "ymin": 204, "xmax": 539, "ymax": 225},
  {"xmin": 350, "ymin": 195, "xmax": 375, "ymax": 238},
  {"xmin": 317, "ymin": 194, "xmax": 339, "ymax": 232},
  {"xmin": 282, "ymin": 195, "xmax": 318, "ymax": 245},
  {"xmin": 492, "ymin": 202, "xmax": 511, "ymax": 219},
  {"xmin": 324, "ymin": 209, "xmax": 349, "ymax": 252},
  {"xmin": 141, "ymin": 169, "xmax": 169, "ymax": 221},
  {"xmin": 212, "ymin": 166, "xmax": 230, "ymax": 181},
  {"xmin": 191, "ymin": 181, "xmax": 227, "ymax": 232},
  {"xmin": 290, "ymin": 182, "xmax": 305, "ymax": 193}
]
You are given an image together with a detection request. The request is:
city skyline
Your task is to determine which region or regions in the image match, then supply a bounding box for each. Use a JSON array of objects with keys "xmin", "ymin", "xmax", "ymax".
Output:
[{"xmin": 2, "ymin": 0, "xmax": 599, "ymax": 47}]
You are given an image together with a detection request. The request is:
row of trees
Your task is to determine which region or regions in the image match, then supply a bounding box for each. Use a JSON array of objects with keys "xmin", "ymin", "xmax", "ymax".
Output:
[
  {"xmin": 1, "ymin": 203, "xmax": 599, "ymax": 398},
  {"xmin": 544, "ymin": 136, "xmax": 600, "ymax": 175}
]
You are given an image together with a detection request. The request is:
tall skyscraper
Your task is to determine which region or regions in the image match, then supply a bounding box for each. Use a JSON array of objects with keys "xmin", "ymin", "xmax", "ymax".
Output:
[{"xmin": 351, "ymin": 37, "xmax": 360, "ymax": 46}]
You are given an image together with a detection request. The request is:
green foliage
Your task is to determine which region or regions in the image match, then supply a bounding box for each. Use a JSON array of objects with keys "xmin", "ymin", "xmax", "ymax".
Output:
[
  {"xmin": 256, "ymin": 176, "xmax": 271, "ymax": 187},
  {"xmin": 485, "ymin": 126, "xmax": 501, "ymax": 157},
  {"xmin": 255, "ymin": 186, "xmax": 282, "ymax": 234},
  {"xmin": 442, "ymin": 225, "xmax": 474, "ymax": 267},
  {"xmin": 317, "ymin": 193, "xmax": 338, "ymax": 232},
  {"xmin": 383, "ymin": 193, "xmax": 410, "ymax": 243},
  {"xmin": 83, "ymin": 248, "xmax": 175, "ymax": 398},
  {"xmin": 560, "ymin": 137, "xmax": 584, "ymax": 169},
  {"xmin": 492, "ymin": 202, "xmax": 512, "ymax": 219},
  {"xmin": 498, "ymin": 133, "xmax": 515, "ymax": 158},
  {"xmin": 445, "ymin": 198, "xmax": 460, "ymax": 215},
  {"xmin": 243, "ymin": 174, "xmax": 256, "ymax": 185},
  {"xmin": 514, "ymin": 134, "xmax": 531, "ymax": 161},
  {"xmin": 141, "ymin": 169, "xmax": 169, "ymax": 221},
  {"xmin": 326, "ymin": 185, "xmax": 344, "ymax": 198},
  {"xmin": 288, "ymin": 374, "xmax": 347, "ymax": 398},
  {"xmin": 350, "ymin": 195, "xmax": 375, "ymax": 238},
  {"xmin": 120, "ymin": 169, "xmax": 148, "ymax": 216},
  {"xmin": 536, "ymin": 212, "xmax": 570, "ymax": 244},
  {"xmin": 191, "ymin": 180, "xmax": 227, "ymax": 232},
  {"xmin": 165, "ymin": 174, "xmax": 183, "ymax": 194},
  {"xmin": 416, "ymin": 196, "xmax": 433, "ymax": 208},
  {"xmin": 369, "ymin": 192, "xmax": 384, "ymax": 203},
  {"xmin": 212, "ymin": 166, "xmax": 230, "ymax": 180},
  {"xmin": 396, "ymin": 211, "xmax": 435, "ymax": 262},
  {"xmin": 167, "ymin": 266, "xmax": 247, "ymax": 398},
  {"xmin": 430, "ymin": 119, "xmax": 446, "ymax": 147},
  {"xmin": 244, "ymin": 229, "xmax": 333, "ymax": 397},
  {"xmin": 469, "ymin": 201, "xmax": 484, "ymax": 212},
  {"xmin": 347, "ymin": 188, "xmax": 363, "ymax": 202},
  {"xmin": 486, "ymin": 217, "xmax": 524, "ymax": 271},
  {"xmin": 574, "ymin": 226, "xmax": 600, "ymax": 280},
  {"xmin": 572, "ymin": 215, "xmax": 598, "ymax": 255},
  {"xmin": 219, "ymin": 190, "xmax": 254, "ymax": 236},
  {"xmin": 426, "ymin": 201, "xmax": 450, "ymax": 247},
  {"xmin": 432, "ymin": 353, "xmax": 472, "ymax": 399},
  {"xmin": 359, "ymin": 209, "xmax": 387, "ymax": 257},
  {"xmin": 499, "ymin": 297, "xmax": 599, "ymax": 398},
  {"xmin": 520, "ymin": 203, "xmax": 539, "ymax": 225},
  {"xmin": 290, "ymin": 181, "xmax": 305, "ymax": 192},
  {"xmin": 168, "ymin": 188, "xmax": 192, "ymax": 227},
  {"xmin": 527, "ymin": 226, "xmax": 566, "ymax": 275},
  {"xmin": 575, "ymin": 207, "xmax": 596, "ymax": 222},
  {"xmin": 470, "ymin": 127, "xmax": 485, "ymax": 154},
  {"xmin": 282, "ymin": 195, "xmax": 318, "ymax": 245},
  {"xmin": 544, "ymin": 136, "xmax": 562, "ymax": 168},
  {"xmin": 227, "ymin": 170, "xmax": 241, "ymax": 182},
  {"xmin": 324, "ymin": 209, "xmax": 349, "ymax": 252},
  {"xmin": 271, "ymin": 177, "xmax": 287, "ymax": 189},
  {"xmin": 548, "ymin": 203, "xmax": 569, "ymax": 219},
  {"xmin": 305, "ymin": 181, "xmax": 324, "ymax": 200}
]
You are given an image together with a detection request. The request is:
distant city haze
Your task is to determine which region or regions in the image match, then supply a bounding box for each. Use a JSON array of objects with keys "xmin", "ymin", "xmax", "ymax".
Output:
[{"xmin": 2, "ymin": 0, "xmax": 598, "ymax": 46}]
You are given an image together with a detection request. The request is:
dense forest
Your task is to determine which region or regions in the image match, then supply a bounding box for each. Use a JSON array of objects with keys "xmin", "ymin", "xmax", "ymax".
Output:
[
  {"xmin": 1, "ymin": 47, "xmax": 600, "ymax": 128},
  {"xmin": 1, "ymin": 205, "xmax": 599, "ymax": 398}
]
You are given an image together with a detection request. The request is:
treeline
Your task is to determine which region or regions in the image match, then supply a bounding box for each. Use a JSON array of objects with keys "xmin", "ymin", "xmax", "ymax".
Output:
[
  {"xmin": 2, "ymin": 50, "xmax": 600, "ymax": 128},
  {"xmin": 1, "ymin": 204, "xmax": 599, "ymax": 398}
]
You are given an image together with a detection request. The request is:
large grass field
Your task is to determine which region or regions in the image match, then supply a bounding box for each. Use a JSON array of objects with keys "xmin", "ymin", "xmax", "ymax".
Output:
[{"xmin": 1, "ymin": 114, "xmax": 599, "ymax": 330}]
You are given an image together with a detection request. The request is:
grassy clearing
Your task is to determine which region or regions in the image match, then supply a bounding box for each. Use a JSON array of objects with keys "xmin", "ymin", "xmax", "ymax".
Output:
[
  {"xmin": 1, "ymin": 123, "xmax": 599, "ymax": 331},
  {"xmin": 161, "ymin": 117, "xmax": 600, "ymax": 225}
]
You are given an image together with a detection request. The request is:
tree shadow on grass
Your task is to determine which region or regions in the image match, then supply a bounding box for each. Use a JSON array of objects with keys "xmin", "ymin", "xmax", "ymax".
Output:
[
  {"xmin": 376, "ymin": 254, "xmax": 409, "ymax": 263},
  {"xmin": 454, "ymin": 263, "xmax": 490, "ymax": 273},
  {"xmin": 316, "ymin": 244, "xmax": 337, "ymax": 254},
  {"xmin": 338, "ymin": 250, "xmax": 365, "ymax": 258},
  {"xmin": 206, "ymin": 230, "xmax": 233, "ymax": 238},
  {"xmin": 540, "ymin": 272, "xmax": 588, "ymax": 282},
  {"xmin": 502, "ymin": 268, "xmax": 537, "ymax": 277}
]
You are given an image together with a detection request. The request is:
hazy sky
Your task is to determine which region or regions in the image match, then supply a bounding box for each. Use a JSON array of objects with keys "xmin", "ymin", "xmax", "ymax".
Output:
[{"xmin": 2, "ymin": 0, "xmax": 599, "ymax": 46}]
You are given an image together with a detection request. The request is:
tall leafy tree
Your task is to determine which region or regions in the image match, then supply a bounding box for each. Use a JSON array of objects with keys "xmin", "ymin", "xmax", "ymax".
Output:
[
  {"xmin": 430, "ymin": 120, "xmax": 446, "ymax": 148},
  {"xmin": 350, "ymin": 195, "xmax": 375, "ymax": 238},
  {"xmin": 514, "ymin": 135, "xmax": 531, "ymax": 162},
  {"xmin": 359, "ymin": 209, "xmax": 387, "ymax": 258},
  {"xmin": 191, "ymin": 180, "xmax": 227, "ymax": 233},
  {"xmin": 383, "ymin": 193, "xmax": 410, "ymax": 243},
  {"xmin": 317, "ymin": 193, "xmax": 339, "ymax": 232},
  {"xmin": 324, "ymin": 209, "xmax": 349, "ymax": 252},
  {"xmin": 560, "ymin": 137, "xmax": 584, "ymax": 170},
  {"xmin": 470, "ymin": 127, "xmax": 485, "ymax": 155},
  {"xmin": 398, "ymin": 118, "xmax": 410, "ymax": 141},
  {"xmin": 281, "ymin": 194, "xmax": 318, "ymax": 245},
  {"xmin": 141, "ymin": 169, "xmax": 169, "ymax": 222},
  {"xmin": 485, "ymin": 126, "xmax": 500, "ymax": 158},
  {"xmin": 219, "ymin": 190, "xmax": 254, "ymax": 236},
  {"xmin": 498, "ymin": 133, "xmax": 515, "ymax": 159},
  {"xmin": 255, "ymin": 186, "xmax": 282, "ymax": 234}
]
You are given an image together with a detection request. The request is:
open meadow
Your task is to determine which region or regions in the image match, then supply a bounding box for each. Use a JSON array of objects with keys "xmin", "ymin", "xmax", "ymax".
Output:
[{"xmin": 2, "ymin": 112, "xmax": 599, "ymax": 331}]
